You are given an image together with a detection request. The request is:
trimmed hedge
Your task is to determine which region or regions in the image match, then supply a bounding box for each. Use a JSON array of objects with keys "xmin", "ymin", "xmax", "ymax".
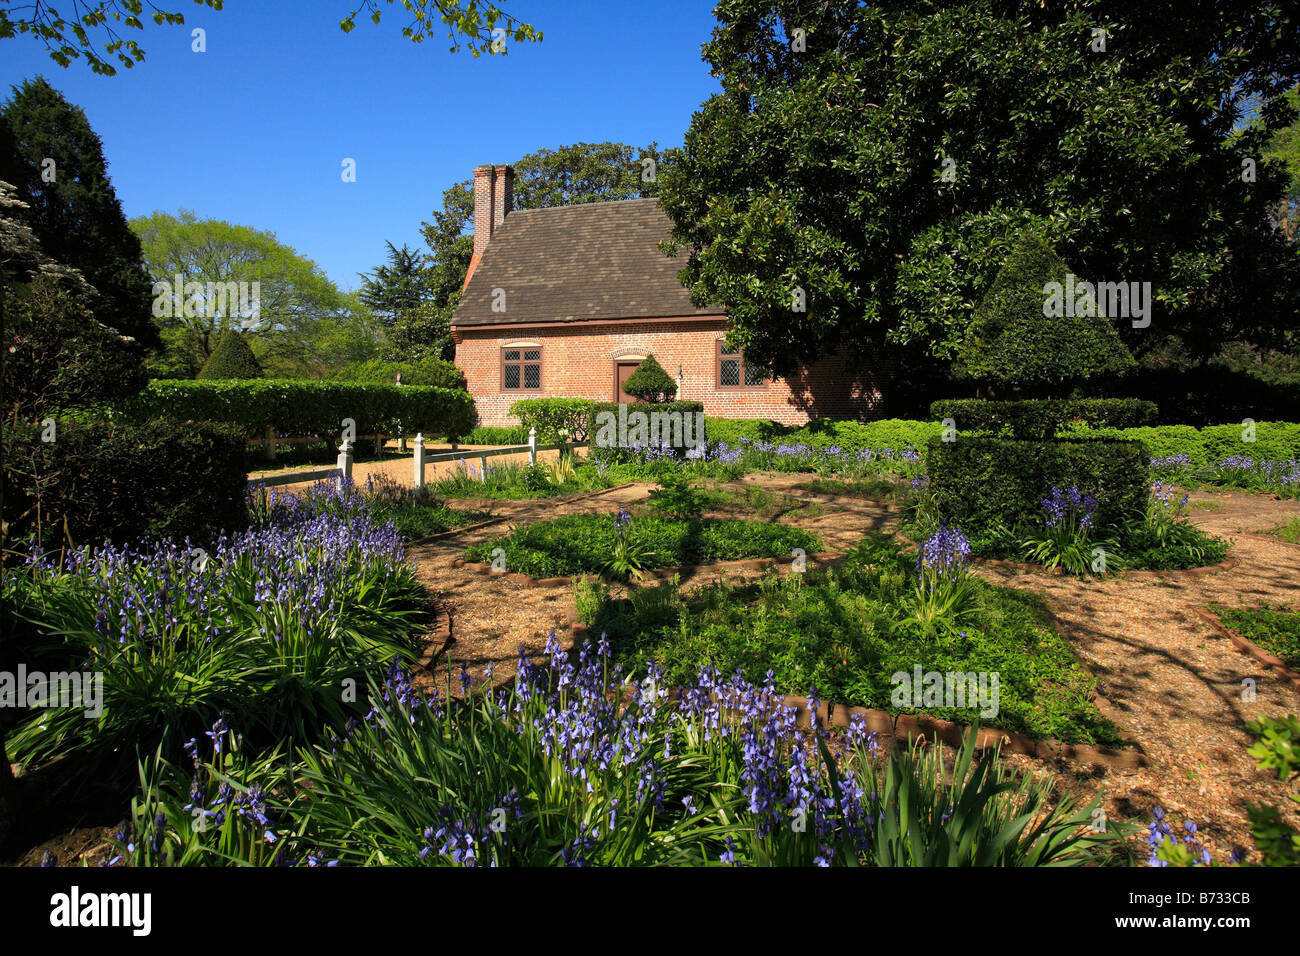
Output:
[
  {"xmin": 509, "ymin": 398, "xmax": 595, "ymax": 442},
  {"xmin": 128, "ymin": 379, "xmax": 476, "ymax": 442},
  {"xmin": 331, "ymin": 357, "xmax": 466, "ymax": 391},
  {"xmin": 1069, "ymin": 420, "xmax": 1300, "ymax": 466},
  {"xmin": 463, "ymin": 425, "xmax": 530, "ymax": 445},
  {"xmin": 929, "ymin": 398, "xmax": 1159, "ymax": 439},
  {"xmin": 927, "ymin": 435, "xmax": 1150, "ymax": 533},
  {"xmin": 3, "ymin": 418, "xmax": 249, "ymax": 549},
  {"xmin": 621, "ymin": 354, "xmax": 678, "ymax": 402},
  {"xmin": 589, "ymin": 401, "xmax": 706, "ymax": 453},
  {"xmin": 197, "ymin": 331, "xmax": 262, "ymax": 380}
]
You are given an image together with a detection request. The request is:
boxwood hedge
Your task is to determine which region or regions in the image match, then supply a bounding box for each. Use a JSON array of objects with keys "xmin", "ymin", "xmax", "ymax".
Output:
[
  {"xmin": 929, "ymin": 398, "xmax": 1159, "ymax": 439},
  {"xmin": 128, "ymin": 379, "xmax": 476, "ymax": 442},
  {"xmin": 927, "ymin": 435, "xmax": 1150, "ymax": 532}
]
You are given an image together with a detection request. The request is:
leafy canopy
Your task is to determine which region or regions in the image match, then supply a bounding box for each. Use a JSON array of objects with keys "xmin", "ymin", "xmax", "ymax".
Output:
[
  {"xmin": 658, "ymin": 0, "xmax": 1300, "ymax": 377},
  {"xmin": 0, "ymin": 0, "xmax": 540, "ymax": 75},
  {"xmin": 0, "ymin": 77, "xmax": 159, "ymax": 353},
  {"xmin": 131, "ymin": 209, "xmax": 369, "ymax": 378}
]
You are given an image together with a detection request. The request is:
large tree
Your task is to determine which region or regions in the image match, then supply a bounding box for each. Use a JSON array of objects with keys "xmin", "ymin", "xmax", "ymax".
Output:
[
  {"xmin": 0, "ymin": 0, "xmax": 540, "ymax": 75},
  {"xmin": 0, "ymin": 77, "xmax": 160, "ymax": 357},
  {"xmin": 358, "ymin": 241, "xmax": 433, "ymax": 327},
  {"xmin": 131, "ymin": 209, "xmax": 372, "ymax": 378},
  {"xmin": 657, "ymin": 0, "xmax": 1300, "ymax": 379}
]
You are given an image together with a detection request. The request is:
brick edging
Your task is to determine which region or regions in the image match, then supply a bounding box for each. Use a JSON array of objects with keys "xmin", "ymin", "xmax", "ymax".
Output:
[
  {"xmin": 1195, "ymin": 608, "xmax": 1300, "ymax": 691},
  {"xmin": 448, "ymin": 549, "xmax": 847, "ymax": 589},
  {"xmin": 1225, "ymin": 531, "xmax": 1300, "ymax": 547},
  {"xmin": 977, "ymin": 555, "xmax": 1238, "ymax": 579}
]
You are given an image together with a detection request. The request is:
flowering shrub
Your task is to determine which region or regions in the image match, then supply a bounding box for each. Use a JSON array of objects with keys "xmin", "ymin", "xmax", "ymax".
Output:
[
  {"xmin": 4, "ymin": 480, "xmax": 426, "ymax": 770},
  {"xmin": 1021, "ymin": 485, "xmax": 1113, "ymax": 576},
  {"xmin": 580, "ymin": 534, "xmax": 1119, "ymax": 744},
  {"xmin": 901, "ymin": 525, "xmax": 977, "ymax": 637},
  {"xmin": 107, "ymin": 637, "xmax": 1121, "ymax": 867}
]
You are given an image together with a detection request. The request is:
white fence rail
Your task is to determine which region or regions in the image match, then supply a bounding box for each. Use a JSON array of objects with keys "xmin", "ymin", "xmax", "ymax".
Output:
[{"xmin": 248, "ymin": 428, "xmax": 585, "ymax": 491}]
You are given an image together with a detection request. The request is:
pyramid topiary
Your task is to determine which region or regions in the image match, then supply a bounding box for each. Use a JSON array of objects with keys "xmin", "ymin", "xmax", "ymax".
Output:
[
  {"xmin": 197, "ymin": 330, "xmax": 263, "ymax": 380},
  {"xmin": 622, "ymin": 354, "xmax": 678, "ymax": 403},
  {"xmin": 953, "ymin": 231, "xmax": 1136, "ymax": 396}
]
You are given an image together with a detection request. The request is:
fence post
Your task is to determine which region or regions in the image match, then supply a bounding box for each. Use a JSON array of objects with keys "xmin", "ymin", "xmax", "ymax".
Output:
[
  {"xmin": 265, "ymin": 425, "xmax": 277, "ymax": 462},
  {"xmin": 528, "ymin": 427, "xmax": 537, "ymax": 467},
  {"xmin": 479, "ymin": 453, "xmax": 489, "ymax": 482},
  {"xmin": 336, "ymin": 439, "xmax": 353, "ymax": 489},
  {"xmin": 413, "ymin": 433, "xmax": 425, "ymax": 489}
]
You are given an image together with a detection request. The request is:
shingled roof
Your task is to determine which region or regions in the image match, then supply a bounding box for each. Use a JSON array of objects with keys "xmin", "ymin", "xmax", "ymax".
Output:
[{"xmin": 451, "ymin": 198, "xmax": 726, "ymax": 327}]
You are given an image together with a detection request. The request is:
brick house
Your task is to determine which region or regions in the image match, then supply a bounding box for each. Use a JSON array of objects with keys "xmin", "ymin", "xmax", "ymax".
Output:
[{"xmin": 451, "ymin": 164, "xmax": 884, "ymax": 427}]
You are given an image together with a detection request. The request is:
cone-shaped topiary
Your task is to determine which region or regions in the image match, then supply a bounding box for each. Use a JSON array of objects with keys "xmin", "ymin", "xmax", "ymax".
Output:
[
  {"xmin": 197, "ymin": 330, "xmax": 263, "ymax": 380},
  {"xmin": 622, "ymin": 354, "xmax": 678, "ymax": 403},
  {"xmin": 954, "ymin": 231, "xmax": 1136, "ymax": 396}
]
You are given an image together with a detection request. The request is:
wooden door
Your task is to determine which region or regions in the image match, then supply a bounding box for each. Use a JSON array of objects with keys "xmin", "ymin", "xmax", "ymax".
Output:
[{"xmin": 614, "ymin": 361, "xmax": 640, "ymax": 403}]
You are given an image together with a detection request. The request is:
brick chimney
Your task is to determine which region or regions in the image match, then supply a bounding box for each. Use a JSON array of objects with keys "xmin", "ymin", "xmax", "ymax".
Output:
[{"xmin": 464, "ymin": 163, "xmax": 513, "ymax": 289}]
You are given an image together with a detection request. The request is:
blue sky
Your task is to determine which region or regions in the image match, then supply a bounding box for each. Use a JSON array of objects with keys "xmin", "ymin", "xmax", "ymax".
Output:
[{"xmin": 0, "ymin": 0, "xmax": 724, "ymax": 291}]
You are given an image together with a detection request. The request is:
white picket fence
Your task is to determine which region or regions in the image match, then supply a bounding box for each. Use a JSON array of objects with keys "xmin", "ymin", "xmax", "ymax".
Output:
[{"xmin": 248, "ymin": 428, "xmax": 586, "ymax": 491}]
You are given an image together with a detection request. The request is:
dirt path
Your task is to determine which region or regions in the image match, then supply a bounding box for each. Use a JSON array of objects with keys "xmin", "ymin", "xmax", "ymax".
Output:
[
  {"xmin": 979, "ymin": 489, "xmax": 1300, "ymax": 860},
  {"xmin": 407, "ymin": 478, "xmax": 1300, "ymax": 861}
]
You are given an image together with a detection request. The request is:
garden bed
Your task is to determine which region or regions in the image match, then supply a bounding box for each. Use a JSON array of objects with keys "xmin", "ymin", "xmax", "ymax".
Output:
[
  {"xmin": 462, "ymin": 511, "xmax": 822, "ymax": 579},
  {"xmin": 572, "ymin": 532, "xmax": 1123, "ymax": 745}
]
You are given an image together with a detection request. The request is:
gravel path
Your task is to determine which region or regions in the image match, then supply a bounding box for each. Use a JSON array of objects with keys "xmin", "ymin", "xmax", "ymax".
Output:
[{"xmin": 407, "ymin": 478, "xmax": 1300, "ymax": 861}]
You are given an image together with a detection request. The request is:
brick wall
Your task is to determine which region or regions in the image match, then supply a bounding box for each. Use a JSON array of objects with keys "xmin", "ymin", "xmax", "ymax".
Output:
[{"xmin": 453, "ymin": 318, "xmax": 887, "ymax": 426}]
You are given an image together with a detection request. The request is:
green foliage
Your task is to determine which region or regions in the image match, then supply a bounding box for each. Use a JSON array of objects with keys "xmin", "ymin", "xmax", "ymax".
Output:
[
  {"xmin": 128, "ymin": 379, "xmax": 476, "ymax": 442},
  {"xmin": 509, "ymin": 397, "xmax": 595, "ymax": 442},
  {"xmin": 3, "ymin": 485, "xmax": 423, "ymax": 775},
  {"xmin": 927, "ymin": 436, "xmax": 1149, "ymax": 534},
  {"xmin": 657, "ymin": 1, "xmax": 1300, "ymax": 372},
  {"xmin": 581, "ymin": 535, "xmax": 1121, "ymax": 744},
  {"xmin": 464, "ymin": 512, "xmax": 821, "ymax": 580},
  {"xmin": 197, "ymin": 330, "xmax": 263, "ymax": 380},
  {"xmin": 462, "ymin": 425, "xmax": 528, "ymax": 444},
  {"xmin": 862, "ymin": 726, "xmax": 1120, "ymax": 866},
  {"xmin": 332, "ymin": 356, "xmax": 466, "ymax": 391},
  {"xmin": 646, "ymin": 480, "xmax": 707, "ymax": 520},
  {"xmin": 2, "ymin": 417, "xmax": 249, "ymax": 551},
  {"xmin": 1245, "ymin": 715, "xmax": 1300, "ymax": 866},
  {"xmin": 588, "ymin": 401, "xmax": 706, "ymax": 454},
  {"xmin": 954, "ymin": 232, "xmax": 1136, "ymax": 394},
  {"xmin": 380, "ymin": 300, "xmax": 454, "ymax": 363},
  {"xmin": 131, "ymin": 208, "xmax": 361, "ymax": 377},
  {"xmin": 2, "ymin": 1, "xmax": 539, "ymax": 75},
  {"xmin": 357, "ymin": 241, "xmax": 431, "ymax": 326},
  {"xmin": 931, "ymin": 399, "xmax": 1159, "ymax": 439},
  {"xmin": 621, "ymin": 354, "xmax": 678, "ymax": 403},
  {"xmin": 0, "ymin": 77, "xmax": 159, "ymax": 356},
  {"xmin": 1212, "ymin": 605, "xmax": 1300, "ymax": 671},
  {"xmin": 2, "ymin": 270, "xmax": 142, "ymax": 423}
]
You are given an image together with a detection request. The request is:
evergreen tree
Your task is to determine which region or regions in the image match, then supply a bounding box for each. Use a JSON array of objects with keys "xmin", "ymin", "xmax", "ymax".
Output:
[
  {"xmin": 0, "ymin": 77, "xmax": 159, "ymax": 355},
  {"xmin": 622, "ymin": 354, "xmax": 678, "ymax": 403},
  {"xmin": 954, "ymin": 231, "xmax": 1136, "ymax": 396},
  {"xmin": 357, "ymin": 241, "xmax": 433, "ymax": 328},
  {"xmin": 197, "ymin": 330, "xmax": 263, "ymax": 380}
]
